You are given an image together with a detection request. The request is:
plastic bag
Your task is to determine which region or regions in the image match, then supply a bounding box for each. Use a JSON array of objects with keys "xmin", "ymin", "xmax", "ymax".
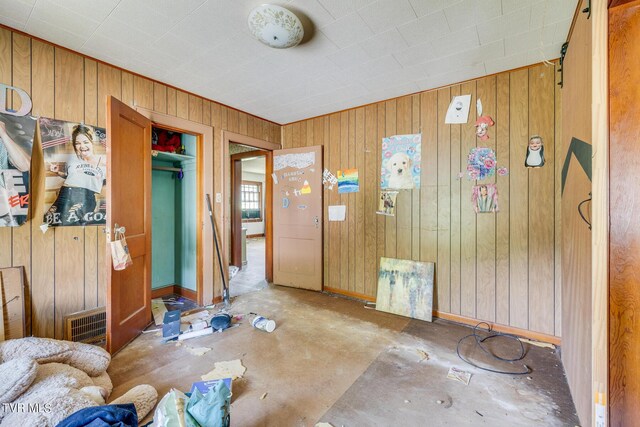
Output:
[
  {"xmin": 187, "ymin": 382, "xmax": 231, "ymax": 427},
  {"xmin": 110, "ymin": 228, "xmax": 133, "ymax": 271},
  {"xmin": 151, "ymin": 389, "xmax": 189, "ymax": 427}
]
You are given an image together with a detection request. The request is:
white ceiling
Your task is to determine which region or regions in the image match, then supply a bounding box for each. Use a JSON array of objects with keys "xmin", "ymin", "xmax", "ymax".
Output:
[{"xmin": 1, "ymin": 0, "xmax": 576, "ymax": 124}]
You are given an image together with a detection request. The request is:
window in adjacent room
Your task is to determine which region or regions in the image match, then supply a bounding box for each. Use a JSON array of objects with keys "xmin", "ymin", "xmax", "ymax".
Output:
[{"xmin": 241, "ymin": 181, "xmax": 262, "ymax": 222}]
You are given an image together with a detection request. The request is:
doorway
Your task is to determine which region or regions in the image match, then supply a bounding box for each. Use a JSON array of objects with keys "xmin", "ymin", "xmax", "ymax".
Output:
[
  {"xmin": 229, "ymin": 146, "xmax": 270, "ymax": 297},
  {"xmin": 150, "ymin": 125, "xmax": 199, "ymax": 304},
  {"xmin": 107, "ymin": 101, "xmax": 215, "ymax": 354}
]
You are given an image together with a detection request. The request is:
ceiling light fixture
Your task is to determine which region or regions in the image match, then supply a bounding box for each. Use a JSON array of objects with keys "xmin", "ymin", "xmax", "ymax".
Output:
[{"xmin": 247, "ymin": 4, "xmax": 304, "ymax": 49}]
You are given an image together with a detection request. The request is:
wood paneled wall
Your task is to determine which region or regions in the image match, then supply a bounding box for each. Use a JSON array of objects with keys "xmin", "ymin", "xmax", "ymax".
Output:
[
  {"xmin": 560, "ymin": 1, "xmax": 593, "ymax": 424},
  {"xmin": 0, "ymin": 26, "xmax": 280, "ymax": 340},
  {"xmin": 609, "ymin": 1, "xmax": 640, "ymax": 424},
  {"xmin": 283, "ymin": 63, "xmax": 563, "ymax": 339}
]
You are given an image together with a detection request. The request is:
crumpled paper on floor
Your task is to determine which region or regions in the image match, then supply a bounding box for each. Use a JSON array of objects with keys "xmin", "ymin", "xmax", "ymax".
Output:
[{"xmin": 201, "ymin": 359, "xmax": 246, "ymax": 381}]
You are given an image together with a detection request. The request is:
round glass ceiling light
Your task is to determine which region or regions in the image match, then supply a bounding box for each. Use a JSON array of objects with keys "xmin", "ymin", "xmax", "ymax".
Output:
[{"xmin": 248, "ymin": 4, "xmax": 304, "ymax": 49}]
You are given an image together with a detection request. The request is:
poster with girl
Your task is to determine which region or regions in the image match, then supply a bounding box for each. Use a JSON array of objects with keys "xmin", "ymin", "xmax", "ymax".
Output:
[
  {"xmin": 40, "ymin": 118, "xmax": 107, "ymax": 226},
  {"xmin": 0, "ymin": 113, "xmax": 36, "ymax": 226},
  {"xmin": 380, "ymin": 134, "xmax": 421, "ymax": 190}
]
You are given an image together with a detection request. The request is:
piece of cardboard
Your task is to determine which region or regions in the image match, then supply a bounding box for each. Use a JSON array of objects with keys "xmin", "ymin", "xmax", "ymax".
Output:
[
  {"xmin": 162, "ymin": 309, "xmax": 181, "ymax": 340},
  {"xmin": 0, "ymin": 267, "xmax": 25, "ymax": 340}
]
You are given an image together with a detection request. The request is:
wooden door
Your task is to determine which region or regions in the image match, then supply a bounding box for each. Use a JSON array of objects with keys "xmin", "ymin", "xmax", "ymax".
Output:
[
  {"xmin": 272, "ymin": 146, "xmax": 323, "ymax": 290},
  {"xmin": 609, "ymin": 2, "xmax": 640, "ymax": 424},
  {"xmin": 560, "ymin": 1, "xmax": 593, "ymax": 424},
  {"xmin": 230, "ymin": 157, "xmax": 242, "ymax": 268},
  {"xmin": 106, "ymin": 96, "xmax": 152, "ymax": 354}
]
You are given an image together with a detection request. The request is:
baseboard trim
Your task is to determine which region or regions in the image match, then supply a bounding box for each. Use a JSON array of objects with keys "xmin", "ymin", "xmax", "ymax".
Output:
[
  {"xmin": 432, "ymin": 311, "xmax": 561, "ymax": 345},
  {"xmin": 322, "ymin": 287, "xmax": 561, "ymax": 345},
  {"xmin": 324, "ymin": 287, "xmax": 376, "ymax": 302},
  {"xmin": 246, "ymin": 233, "xmax": 265, "ymax": 238},
  {"xmin": 151, "ymin": 285, "xmax": 197, "ymax": 302},
  {"xmin": 151, "ymin": 285, "xmax": 175, "ymax": 299}
]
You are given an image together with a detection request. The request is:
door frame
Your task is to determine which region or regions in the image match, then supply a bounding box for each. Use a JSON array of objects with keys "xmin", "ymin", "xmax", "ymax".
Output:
[
  {"xmin": 222, "ymin": 131, "xmax": 280, "ymax": 283},
  {"xmin": 136, "ymin": 107, "xmax": 214, "ymax": 305},
  {"xmin": 230, "ymin": 150, "xmax": 270, "ymax": 270}
]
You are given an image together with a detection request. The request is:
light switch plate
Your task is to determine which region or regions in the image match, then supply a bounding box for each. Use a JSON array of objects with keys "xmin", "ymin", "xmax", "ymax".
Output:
[{"xmin": 215, "ymin": 193, "xmax": 222, "ymax": 203}]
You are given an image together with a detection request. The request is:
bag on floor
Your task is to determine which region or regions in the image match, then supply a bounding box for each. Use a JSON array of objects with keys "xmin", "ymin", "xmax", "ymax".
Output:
[
  {"xmin": 150, "ymin": 389, "xmax": 189, "ymax": 427},
  {"xmin": 186, "ymin": 382, "xmax": 231, "ymax": 427},
  {"xmin": 110, "ymin": 228, "xmax": 133, "ymax": 271}
]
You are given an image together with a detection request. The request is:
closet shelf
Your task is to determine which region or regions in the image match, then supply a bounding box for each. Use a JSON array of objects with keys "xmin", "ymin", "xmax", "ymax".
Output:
[{"xmin": 151, "ymin": 150, "xmax": 195, "ymax": 164}]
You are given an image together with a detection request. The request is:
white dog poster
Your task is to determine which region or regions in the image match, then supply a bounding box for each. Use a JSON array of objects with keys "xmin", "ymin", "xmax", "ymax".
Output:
[{"xmin": 381, "ymin": 134, "xmax": 421, "ymax": 190}]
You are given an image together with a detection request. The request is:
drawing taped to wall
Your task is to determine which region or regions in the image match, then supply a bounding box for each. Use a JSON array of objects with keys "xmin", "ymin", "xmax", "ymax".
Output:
[
  {"xmin": 40, "ymin": 118, "xmax": 107, "ymax": 226},
  {"xmin": 381, "ymin": 134, "xmax": 421, "ymax": 190},
  {"xmin": 376, "ymin": 257, "xmax": 434, "ymax": 322},
  {"xmin": 376, "ymin": 190, "xmax": 398, "ymax": 216},
  {"xmin": 0, "ymin": 113, "xmax": 36, "ymax": 227},
  {"xmin": 445, "ymin": 94, "xmax": 471, "ymax": 124},
  {"xmin": 466, "ymin": 147, "xmax": 497, "ymax": 181},
  {"xmin": 322, "ymin": 168, "xmax": 338, "ymax": 190},
  {"xmin": 525, "ymin": 135, "xmax": 545, "ymax": 168},
  {"xmin": 337, "ymin": 168, "xmax": 359, "ymax": 193},
  {"xmin": 472, "ymin": 184, "xmax": 499, "ymax": 213}
]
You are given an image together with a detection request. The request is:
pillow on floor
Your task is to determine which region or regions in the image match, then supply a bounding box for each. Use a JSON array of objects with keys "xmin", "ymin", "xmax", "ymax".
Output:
[
  {"xmin": 0, "ymin": 337, "xmax": 72, "ymax": 364},
  {"xmin": 67, "ymin": 342, "xmax": 111, "ymax": 377},
  {"xmin": 0, "ymin": 357, "xmax": 38, "ymax": 404}
]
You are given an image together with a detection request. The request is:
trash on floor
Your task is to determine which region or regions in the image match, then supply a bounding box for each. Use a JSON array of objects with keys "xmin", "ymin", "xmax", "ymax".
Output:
[
  {"xmin": 229, "ymin": 265, "xmax": 240, "ymax": 279},
  {"xmin": 447, "ymin": 367, "xmax": 472, "ymax": 385},
  {"xmin": 251, "ymin": 314, "xmax": 276, "ymax": 332},
  {"xmin": 180, "ymin": 309, "xmax": 210, "ymax": 324},
  {"xmin": 162, "ymin": 310, "xmax": 182, "ymax": 341},
  {"xmin": 211, "ymin": 313, "xmax": 232, "ymax": 331},
  {"xmin": 416, "ymin": 349, "xmax": 429, "ymax": 362},
  {"xmin": 152, "ymin": 383, "xmax": 231, "ymax": 427},
  {"xmin": 518, "ymin": 337, "xmax": 556, "ymax": 350},
  {"xmin": 152, "ymin": 298, "xmax": 168, "ymax": 326},
  {"xmin": 186, "ymin": 346, "xmax": 211, "ymax": 356},
  {"xmin": 315, "ymin": 423, "xmax": 335, "ymax": 427},
  {"xmin": 260, "ymin": 392, "xmax": 268, "ymax": 400},
  {"xmin": 178, "ymin": 327, "xmax": 213, "ymax": 341},
  {"xmin": 201, "ymin": 359, "xmax": 246, "ymax": 381},
  {"xmin": 191, "ymin": 378, "xmax": 233, "ymax": 395}
]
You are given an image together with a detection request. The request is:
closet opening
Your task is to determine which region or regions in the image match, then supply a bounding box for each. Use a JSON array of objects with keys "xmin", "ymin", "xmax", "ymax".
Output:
[{"xmin": 150, "ymin": 124, "xmax": 202, "ymax": 306}]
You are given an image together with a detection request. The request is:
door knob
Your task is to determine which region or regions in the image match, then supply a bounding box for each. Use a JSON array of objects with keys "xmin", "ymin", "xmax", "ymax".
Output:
[{"xmin": 313, "ymin": 216, "xmax": 319, "ymax": 228}]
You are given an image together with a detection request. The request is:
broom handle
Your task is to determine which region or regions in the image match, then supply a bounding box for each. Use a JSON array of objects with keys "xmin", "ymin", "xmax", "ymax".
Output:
[{"xmin": 206, "ymin": 194, "xmax": 229, "ymax": 303}]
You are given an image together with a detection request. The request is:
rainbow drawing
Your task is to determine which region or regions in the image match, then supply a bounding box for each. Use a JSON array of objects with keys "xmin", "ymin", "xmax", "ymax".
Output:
[{"xmin": 337, "ymin": 168, "xmax": 359, "ymax": 194}]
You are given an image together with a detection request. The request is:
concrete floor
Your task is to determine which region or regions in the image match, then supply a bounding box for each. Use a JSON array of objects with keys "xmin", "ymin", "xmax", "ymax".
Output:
[
  {"xmin": 108, "ymin": 285, "xmax": 579, "ymax": 426},
  {"xmin": 230, "ymin": 237, "xmax": 267, "ymax": 297}
]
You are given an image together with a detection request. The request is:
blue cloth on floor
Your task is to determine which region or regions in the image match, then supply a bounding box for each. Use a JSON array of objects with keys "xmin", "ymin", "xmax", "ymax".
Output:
[{"xmin": 56, "ymin": 403, "xmax": 138, "ymax": 427}]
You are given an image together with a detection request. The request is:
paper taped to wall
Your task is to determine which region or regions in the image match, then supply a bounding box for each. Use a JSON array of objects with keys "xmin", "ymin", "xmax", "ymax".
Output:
[
  {"xmin": 445, "ymin": 95, "xmax": 471, "ymax": 124},
  {"xmin": 328, "ymin": 205, "xmax": 346, "ymax": 221}
]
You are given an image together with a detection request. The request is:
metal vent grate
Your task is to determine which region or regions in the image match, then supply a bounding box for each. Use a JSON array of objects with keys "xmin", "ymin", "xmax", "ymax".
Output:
[{"xmin": 64, "ymin": 307, "xmax": 106, "ymax": 346}]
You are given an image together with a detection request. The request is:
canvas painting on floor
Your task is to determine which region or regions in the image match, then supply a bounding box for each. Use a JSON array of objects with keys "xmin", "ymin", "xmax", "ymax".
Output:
[{"xmin": 376, "ymin": 257, "xmax": 434, "ymax": 322}]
